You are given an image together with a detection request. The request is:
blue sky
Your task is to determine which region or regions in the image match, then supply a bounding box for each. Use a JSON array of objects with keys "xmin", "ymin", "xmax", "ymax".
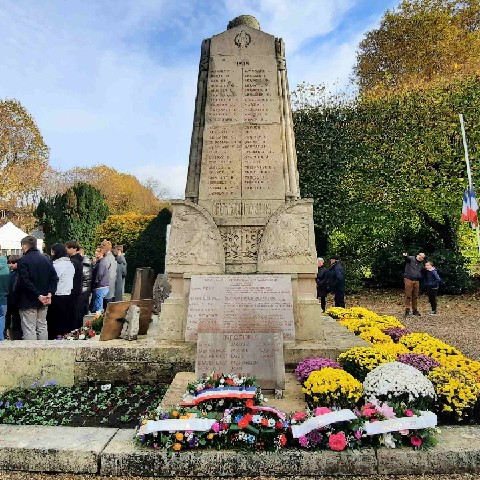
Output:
[{"xmin": 1, "ymin": 0, "xmax": 397, "ymax": 198}]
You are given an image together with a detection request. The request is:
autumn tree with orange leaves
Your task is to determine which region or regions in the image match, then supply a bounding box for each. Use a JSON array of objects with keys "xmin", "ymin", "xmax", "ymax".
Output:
[
  {"xmin": 0, "ymin": 99, "xmax": 49, "ymax": 225},
  {"xmin": 354, "ymin": 0, "xmax": 480, "ymax": 96}
]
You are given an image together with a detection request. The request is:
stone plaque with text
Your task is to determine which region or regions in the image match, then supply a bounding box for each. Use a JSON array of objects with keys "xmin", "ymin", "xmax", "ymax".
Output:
[
  {"xmin": 195, "ymin": 331, "xmax": 285, "ymax": 390},
  {"xmin": 185, "ymin": 274, "xmax": 295, "ymax": 341}
]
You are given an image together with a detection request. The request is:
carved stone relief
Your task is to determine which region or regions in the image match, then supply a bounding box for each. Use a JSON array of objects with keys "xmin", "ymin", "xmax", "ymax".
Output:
[
  {"xmin": 257, "ymin": 201, "xmax": 316, "ymax": 268},
  {"xmin": 220, "ymin": 226, "xmax": 264, "ymax": 264},
  {"xmin": 167, "ymin": 202, "xmax": 225, "ymax": 273}
]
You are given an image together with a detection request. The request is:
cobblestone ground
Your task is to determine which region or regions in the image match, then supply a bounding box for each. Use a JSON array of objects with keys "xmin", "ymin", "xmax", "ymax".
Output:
[{"xmin": 1, "ymin": 289, "xmax": 479, "ymax": 480}]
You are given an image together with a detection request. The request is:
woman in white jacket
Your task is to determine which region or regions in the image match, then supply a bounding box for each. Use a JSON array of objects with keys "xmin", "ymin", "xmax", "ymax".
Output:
[{"xmin": 47, "ymin": 243, "xmax": 75, "ymax": 339}]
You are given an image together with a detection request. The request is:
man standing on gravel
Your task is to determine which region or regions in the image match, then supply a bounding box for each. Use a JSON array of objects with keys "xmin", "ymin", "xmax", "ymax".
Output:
[{"xmin": 402, "ymin": 251, "xmax": 425, "ymax": 318}]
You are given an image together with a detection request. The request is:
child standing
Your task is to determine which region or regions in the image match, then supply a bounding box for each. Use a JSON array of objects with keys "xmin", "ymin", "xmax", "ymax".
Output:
[{"xmin": 424, "ymin": 261, "xmax": 442, "ymax": 315}]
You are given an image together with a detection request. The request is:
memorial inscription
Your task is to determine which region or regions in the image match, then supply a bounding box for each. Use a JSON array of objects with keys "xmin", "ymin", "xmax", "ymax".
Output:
[
  {"xmin": 195, "ymin": 331, "xmax": 285, "ymax": 390},
  {"xmin": 185, "ymin": 274, "xmax": 295, "ymax": 342}
]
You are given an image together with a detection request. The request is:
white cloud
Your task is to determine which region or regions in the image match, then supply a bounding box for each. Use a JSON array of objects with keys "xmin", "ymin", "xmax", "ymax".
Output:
[
  {"xmin": 0, "ymin": 0, "xmax": 390, "ymax": 201},
  {"xmin": 223, "ymin": 0, "xmax": 356, "ymax": 52}
]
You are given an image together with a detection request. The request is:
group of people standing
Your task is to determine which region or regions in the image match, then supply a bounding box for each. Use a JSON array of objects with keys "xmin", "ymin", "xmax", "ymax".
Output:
[
  {"xmin": 403, "ymin": 252, "xmax": 442, "ymax": 317},
  {"xmin": 315, "ymin": 252, "xmax": 443, "ymax": 316},
  {"xmin": 0, "ymin": 236, "xmax": 127, "ymax": 341},
  {"xmin": 316, "ymin": 256, "xmax": 345, "ymax": 311}
]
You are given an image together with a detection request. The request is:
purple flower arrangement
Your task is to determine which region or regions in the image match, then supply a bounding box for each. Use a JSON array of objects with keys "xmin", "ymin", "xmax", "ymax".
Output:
[
  {"xmin": 294, "ymin": 357, "xmax": 342, "ymax": 382},
  {"xmin": 397, "ymin": 353, "xmax": 441, "ymax": 375},
  {"xmin": 383, "ymin": 327, "xmax": 411, "ymax": 343}
]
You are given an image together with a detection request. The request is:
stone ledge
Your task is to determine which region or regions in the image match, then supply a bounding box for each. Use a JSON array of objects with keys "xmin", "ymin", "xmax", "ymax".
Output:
[
  {"xmin": 0, "ymin": 424, "xmax": 479, "ymax": 476},
  {"xmin": 100, "ymin": 429, "xmax": 377, "ymax": 477},
  {"xmin": 376, "ymin": 425, "xmax": 480, "ymax": 475},
  {"xmin": 0, "ymin": 425, "xmax": 118, "ymax": 474}
]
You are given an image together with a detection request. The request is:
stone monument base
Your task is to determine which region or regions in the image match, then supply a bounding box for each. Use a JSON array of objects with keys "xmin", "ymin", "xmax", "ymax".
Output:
[{"xmin": 0, "ymin": 315, "xmax": 366, "ymax": 392}]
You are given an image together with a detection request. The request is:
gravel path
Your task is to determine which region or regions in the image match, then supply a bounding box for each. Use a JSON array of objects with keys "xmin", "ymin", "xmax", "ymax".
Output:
[
  {"xmin": 1, "ymin": 474, "xmax": 480, "ymax": 480},
  {"xmin": 347, "ymin": 289, "xmax": 480, "ymax": 361}
]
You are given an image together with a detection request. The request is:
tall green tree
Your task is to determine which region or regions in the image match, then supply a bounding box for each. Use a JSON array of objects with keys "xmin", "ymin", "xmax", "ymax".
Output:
[
  {"xmin": 35, "ymin": 183, "xmax": 109, "ymax": 254},
  {"xmin": 354, "ymin": 0, "xmax": 480, "ymax": 95},
  {"xmin": 124, "ymin": 208, "xmax": 171, "ymax": 291},
  {"xmin": 293, "ymin": 76, "xmax": 480, "ymax": 291}
]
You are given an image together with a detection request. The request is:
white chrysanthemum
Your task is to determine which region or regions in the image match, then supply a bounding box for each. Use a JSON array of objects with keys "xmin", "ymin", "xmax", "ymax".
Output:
[{"xmin": 363, "ymin": 362, "xmax": 436, "ymax": 404}]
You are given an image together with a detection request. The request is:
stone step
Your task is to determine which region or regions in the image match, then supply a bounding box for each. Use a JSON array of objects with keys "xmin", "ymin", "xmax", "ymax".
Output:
[{"xmin": 0, "ymin": 424, "xmax": 479, "ymax": 476}]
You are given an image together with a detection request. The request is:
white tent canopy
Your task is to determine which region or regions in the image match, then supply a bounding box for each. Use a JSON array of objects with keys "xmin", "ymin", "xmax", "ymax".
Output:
[{"xmin": 0, "ymin": 222, "xmax": 44, "ymax": 255}]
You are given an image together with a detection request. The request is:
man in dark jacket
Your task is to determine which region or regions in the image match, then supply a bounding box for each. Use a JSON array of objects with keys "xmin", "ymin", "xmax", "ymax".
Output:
[
  {"xmin": 90, "ymin": 247, "xmax": 109, "ymax": 312},
  {"xmin": 65, "ymin": 240, "xmax": 84, "ymax": 328},
  {"xmin": 6, "ymin": 255, "xmax": 21, "ymax": 340},
  {"xmin": 16, "ymin": 236, "xmax": 58, "ymax": 340},
  {"xmin": 80, "ymin": 248, "xmax": 92, "ymax": 320},
  {"xmin": 402, "ymin": 252, "xmax": 425, "ymax": 317},
  {"xmin": 328, "ymin": 255, "xmax": 345, "ymax": 308},
  {"xmin": 0, "ymin": 255, "xmax": 9, "ymax": 340},
  {"xmin": 316, "ymin": 257, "xmax": 328, "ymax": 312}
]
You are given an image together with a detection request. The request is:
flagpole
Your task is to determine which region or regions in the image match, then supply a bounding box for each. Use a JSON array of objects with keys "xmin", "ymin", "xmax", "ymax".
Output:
[{"xmin": 459, "ymin": 113, "xmax": 480, "ymax": 255}]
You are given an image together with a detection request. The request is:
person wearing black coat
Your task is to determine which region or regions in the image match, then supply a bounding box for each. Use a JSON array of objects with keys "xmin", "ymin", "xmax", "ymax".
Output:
[
  {"xmin": 6, "ymin": 255, "xmax": 22, "ymax": 340},
  {"xmin": 66, "ymin": 241, "xmax": 84, "ymax": 329},
  {"xmin": 80, "ymin": 248, "xmax": 93, "ymax": 320},
  {"xmin": 328, "ymin": 255, "xmax": 345, "ymax": 308},
  {"xmin": 16, "ymin": 236, "xmax": 58, "ymax": 340},
  {"xmin": 316, "ymin": 257, "xmax": 329, "ymax": 312},
  {"xmin": 113, "ymin": 245, "xmax": 127, "ymax": 302}
]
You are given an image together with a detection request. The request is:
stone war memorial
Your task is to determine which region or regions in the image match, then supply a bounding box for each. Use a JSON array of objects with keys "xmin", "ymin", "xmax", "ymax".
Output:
[
  {"xmin": 159, "ymin": 14, "xmax": 365, "ymax": 383},
  {"xmin": 1, "ymin": 14, "xmax": 479, "ymax": 480}
]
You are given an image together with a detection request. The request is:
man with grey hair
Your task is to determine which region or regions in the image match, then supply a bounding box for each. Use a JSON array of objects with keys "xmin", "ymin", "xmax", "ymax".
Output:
[
  {"xmin": 16, "ymin": 236, "xmax": 58, "ymax": 340},
  {"xmin": 316, "ymin": 257, "xmax": 328, "ymax": 312}
]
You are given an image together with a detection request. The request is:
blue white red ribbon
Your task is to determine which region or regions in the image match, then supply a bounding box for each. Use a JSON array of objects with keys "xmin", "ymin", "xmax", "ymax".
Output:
[{"xmin": 181, "ymin": 387, "xmax": 257, "ymax": 406}]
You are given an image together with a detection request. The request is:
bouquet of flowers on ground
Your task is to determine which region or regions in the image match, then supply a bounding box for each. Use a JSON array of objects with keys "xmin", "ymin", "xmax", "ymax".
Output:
[
  {"xmin": 136, "ymin": 405, "xmax": 217, "ymax": 450},
  {"xmin": 289, "ymin": 406, "xmax": 361, "ymax": 451},
  {"xmin": 302, "ymin": 367, "xmax": 363, "ymax": 409},
  {"xmin": 210, "ymin": 400, "xmax": 289, "ymax": 452},
  {"xmin": 356, "ymin": 400, "xmax": 438, "ymax": 450},
  {"xmin": 363, "ymin": 362, "xmax": 436, "ymax": 410},
  {"xmin": 294, "ymin": 357, "xmax": 342, "ymax": 383},
  {"xmin": 59, "ymin": 325, "xmax": 96, "ymax": 340},
  {"xmin": 85, "ymin": 312, "xmax": 104, "ymax": 335},
  {"xmin": 181, "ymin": 372, "xmax": 264, "ymax": 412}
]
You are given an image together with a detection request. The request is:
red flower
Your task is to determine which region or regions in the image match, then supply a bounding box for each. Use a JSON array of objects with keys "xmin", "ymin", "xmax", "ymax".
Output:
[
  {"xmin": 225, "ymin": 378, "xmax": 235, "ymax": 386},
  {"xmin": 89, "ymin": 331, "xmax": 95, "ymax": 337},
  {"xmin": 261, "ymin": 418, "xmax": 269, "ymax": 427},
  {"xmin": 275, "ymin": 421, "xmax": 283, "ymax": 430},
  {"xmin": 245, "ymin": 399, "xmax": 254, "ymax": 409},
  {"xmin": 279, "ymin": 433, "xmax": 287, "ymax": 446},
  {"xmin": 410, "ymin": 435, "xmax": 422, "ymax": 447},
  {"xmin": 405, "ymin": 409, "xmax": 414, "ymax": 417},
  {"xmin": 238, "ymin": 417, "xmax": 249, "ymax": 429},
  {"xmin": 329, "ymin": 432, "xmax": 347, "ymax": 451}
]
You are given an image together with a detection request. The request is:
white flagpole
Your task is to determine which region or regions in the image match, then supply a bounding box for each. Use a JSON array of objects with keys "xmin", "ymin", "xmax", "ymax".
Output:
[{"xmin": 459, "ymin": 113, "xmax": 480, "ymax": 255}]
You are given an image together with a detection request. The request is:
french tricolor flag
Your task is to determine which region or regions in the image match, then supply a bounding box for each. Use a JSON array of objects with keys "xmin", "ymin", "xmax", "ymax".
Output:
[{"xmin": 461, "ymin": 187, "xmax": 479, "ymax": 228}]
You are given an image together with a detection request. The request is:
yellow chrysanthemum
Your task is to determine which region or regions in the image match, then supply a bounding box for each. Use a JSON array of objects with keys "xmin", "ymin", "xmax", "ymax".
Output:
[{"xmin": 302, "ymin": 367, "xmax": 363, "ymax": 407}]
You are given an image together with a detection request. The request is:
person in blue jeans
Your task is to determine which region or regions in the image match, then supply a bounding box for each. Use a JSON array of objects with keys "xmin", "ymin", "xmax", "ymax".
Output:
[
  {"xmin": 90, "ymin": 247, "xmax": 109, "ymax": 313},
  {"xmin": 0, "ymin": 256, "xmax": 10, "ymax": 340}
]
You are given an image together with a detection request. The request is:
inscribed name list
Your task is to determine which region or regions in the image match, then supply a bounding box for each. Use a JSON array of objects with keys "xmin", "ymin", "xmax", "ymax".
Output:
[
  {"xmin": 185, "ymin": 274, "xmax": 295, "ymax": 342},
  {"xmin": 195, "ymin": 332, "xmax": 285, "ymax": 390}
]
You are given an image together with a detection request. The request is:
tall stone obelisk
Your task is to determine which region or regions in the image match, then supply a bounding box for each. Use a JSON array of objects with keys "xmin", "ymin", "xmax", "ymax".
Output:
[{"xmin": 159, "ymin": 16, "xmax": 365, "ymax": 354}]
